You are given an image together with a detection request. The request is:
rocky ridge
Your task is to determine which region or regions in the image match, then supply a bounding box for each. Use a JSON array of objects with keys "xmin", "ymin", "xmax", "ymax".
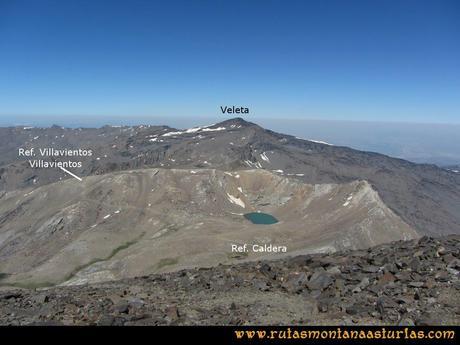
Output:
[{"xmin": 1, "ymin": 235, "xmax": 459, "ymax": 325}]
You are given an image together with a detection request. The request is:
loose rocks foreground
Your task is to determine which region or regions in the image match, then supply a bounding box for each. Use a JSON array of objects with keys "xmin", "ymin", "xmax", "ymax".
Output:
[{"xmin": 0, "ymin": 236, "xmax": 459, "ymax": 325}]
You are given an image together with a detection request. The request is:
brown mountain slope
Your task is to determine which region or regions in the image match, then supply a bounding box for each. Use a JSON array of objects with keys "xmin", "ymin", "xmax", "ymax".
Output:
[{"xmin": 0, "ymin": 168, "xmax": 417, "ymax": 287}]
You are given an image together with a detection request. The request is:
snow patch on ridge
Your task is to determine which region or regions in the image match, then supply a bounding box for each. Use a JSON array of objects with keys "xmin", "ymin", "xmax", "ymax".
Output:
[
  {"xmin": 245, "ymin": 160, "xmax": 262, "ymax": 169},
  {"xmin": 162, "ymin": 131, "xmax": 183, "ymax": 137},
  {"xmin": 227, "ymin": 193, "xmax": 245, "ymax": 208},
  {"xmin": 201, "ymin": 127, "xmax": 226, "ymax": 132},
  {"xmin": 343, "ymin": 194, "xmax": 353, "ymax": 207},
  {"xmin": 308, "ymin": 139, "xmax": 333, "ymax": 145},
  {"xmin": 162, "ymin": 126, "xmax": 226, "ymax": 137},
  {"xmin": 260, "ymin": 152, "xmax": 270, "ymax": 162}
]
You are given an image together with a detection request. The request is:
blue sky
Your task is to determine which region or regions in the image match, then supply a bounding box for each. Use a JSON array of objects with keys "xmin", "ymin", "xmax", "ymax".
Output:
[{"xmin": 0, "ymin": 0, "xmax": 459, "ymax": 123}]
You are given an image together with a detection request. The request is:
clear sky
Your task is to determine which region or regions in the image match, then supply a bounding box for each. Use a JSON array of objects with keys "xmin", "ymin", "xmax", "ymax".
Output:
[{"xmin": 0, "ymin": 0, "xmax": 459, "ymax": 123}]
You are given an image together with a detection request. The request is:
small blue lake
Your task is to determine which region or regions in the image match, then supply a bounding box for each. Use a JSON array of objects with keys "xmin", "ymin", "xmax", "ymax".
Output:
[{"xmin": 244, "ymin": 212, "xmax": 279, "ymax": 224}]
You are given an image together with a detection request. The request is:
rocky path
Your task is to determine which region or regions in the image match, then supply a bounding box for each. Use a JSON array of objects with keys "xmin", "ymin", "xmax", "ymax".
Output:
[{"xmin": 0, "ymin": 236, "xmax": 459, "ymax": 325}]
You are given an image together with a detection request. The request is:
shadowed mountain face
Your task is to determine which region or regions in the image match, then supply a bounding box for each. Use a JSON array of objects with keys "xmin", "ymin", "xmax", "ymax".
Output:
[{"xmin": 1, "ymin": 118, "xmax": 459, "ymax": 238}]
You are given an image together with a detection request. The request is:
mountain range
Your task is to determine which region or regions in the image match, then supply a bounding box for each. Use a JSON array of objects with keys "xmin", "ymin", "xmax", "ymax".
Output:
[{"xmin": 0, "ymin": 117, "xmax": 459, "ymax": 288}]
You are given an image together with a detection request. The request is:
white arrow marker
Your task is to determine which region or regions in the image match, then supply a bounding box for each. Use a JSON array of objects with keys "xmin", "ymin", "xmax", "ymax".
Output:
[{"xmin": 59, "ymin": 166, "xmax": 83, "ymax": 181}]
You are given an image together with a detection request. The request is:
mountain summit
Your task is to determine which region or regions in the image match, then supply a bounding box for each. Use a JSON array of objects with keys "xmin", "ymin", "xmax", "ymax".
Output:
[{"xmin": 214, "ymin": 117, "xmax": 258, "ymax": 128}]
